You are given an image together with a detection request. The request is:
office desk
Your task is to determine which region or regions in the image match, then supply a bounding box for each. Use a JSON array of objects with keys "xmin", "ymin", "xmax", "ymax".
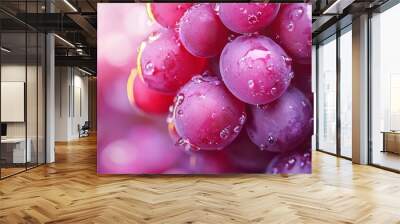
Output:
[
  {"xmin": 382, "ymin": 131, "xmax": 400, "ymax": 154},
  {"xmin": 1, "ymin": 138, "xmax": 31, "ymax": 163}
]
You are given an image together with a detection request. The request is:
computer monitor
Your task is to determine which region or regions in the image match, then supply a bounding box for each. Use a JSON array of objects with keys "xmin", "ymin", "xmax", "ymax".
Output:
[{"xmin": 1, "ymin": 123, "xmax": 7, "ymax": 137}]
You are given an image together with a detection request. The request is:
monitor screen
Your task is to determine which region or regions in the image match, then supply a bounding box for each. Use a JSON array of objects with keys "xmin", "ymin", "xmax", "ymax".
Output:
[{"xmin": 1, "ymin": 123, "xmax": 7, "ymax": 137}]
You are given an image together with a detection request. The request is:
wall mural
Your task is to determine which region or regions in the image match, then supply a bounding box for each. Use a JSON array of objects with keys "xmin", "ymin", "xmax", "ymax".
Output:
[{"xmin": 97, "ymin": 3, "xmax": 313, "ymax": 174}]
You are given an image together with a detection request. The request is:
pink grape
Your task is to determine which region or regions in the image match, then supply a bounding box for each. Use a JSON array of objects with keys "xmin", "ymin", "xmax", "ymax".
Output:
[
  {"xmin": 246, "ymin": 87, "xmax": 312, "ymax": 152},
  {"xmin": 226, "ymin": 131, "xmax": 278, "ymax": 172},
  {"xmin": 217, "ymin": 3, "xmax": 280, "ymax": 34},
  {"xmin": 148, "ymin": 3, "xmax": 193, "ymax": 28},
  {"xmin": 172, "ymin": 75, "xmax": 246, "ymax": 150},
  {"xmin": 268, "ymin": 3, "xmax": 312, "ymax": 64},
  {"xmin": 179, "ymin": 4, "xmax": 230, "ymax": 58},
  {"xmin": 128, "ymin": 69, "xmax": 174, "ymax": 114},
  {"xmin": 138, "ymin": 28, "xmax": 206, "ymax": 94},
  {"xmin": 266, "ymin": 147, "xmax": 311, "ymax": 174},
  {"xmin": 220, "ymin": 34, "xmax": 293, "ymax": 105}
]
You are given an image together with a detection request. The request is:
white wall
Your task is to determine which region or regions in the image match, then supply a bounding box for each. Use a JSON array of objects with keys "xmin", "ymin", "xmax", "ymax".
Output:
[{"xmin": 55, "ymin": 67, "xmax": 89, "ymax": 141}]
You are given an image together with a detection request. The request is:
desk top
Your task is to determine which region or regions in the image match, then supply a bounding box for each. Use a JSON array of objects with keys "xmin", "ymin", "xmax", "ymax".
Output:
[{"xmin": 381, "ymin": 131, "xmax": 400, "ymax": 134}]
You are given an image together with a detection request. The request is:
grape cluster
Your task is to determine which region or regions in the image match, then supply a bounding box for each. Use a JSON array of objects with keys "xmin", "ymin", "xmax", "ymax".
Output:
[{"xmin": 128, "ymin": 3, "xmax": 313, "ymax": 174}]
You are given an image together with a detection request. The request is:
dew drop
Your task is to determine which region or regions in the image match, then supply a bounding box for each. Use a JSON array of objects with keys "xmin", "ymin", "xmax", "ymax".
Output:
[
  {"xmin": 256, "ymin": 11, "xmax": 262, "ymax": 16},
  {"xmin": 175, "ymin": 93, "xmax": 185, "ymax": 106},
  {"xmin": 211, "ymin": 112, "xmax": 217, "ymax": 119},
  {"xmin": 220, "ymin": 128, "xmax": 230, "ymax": 139},
  {"xmin": 293, "ymin": 8, "xmax": 304, "ymax": 18},
  {"xmin": 177, "ymin": 4, "xmax": 182, "ymax": 10},
  {"xmin": 239, "ymin": 114, "xmax": 246, "ymax": 125},
  {"xmin": 260, "ymin": 144, "xmax": 266, "ymax": 151},
  {"xmin": 248, "ymin": 15, "xmax": 258, "ymax": 24},
  {"xmin": 288, "ymin": 157, "xmax": 296, "ymax": 165},
  {"xmin": 270, "ymin": 87, "xmax": 277, "ymax": 96},
  {"xmin": 272, "ymin": 167, "xmax": 279, "ymax": 174},
  {"xmin": 267, "ymin": 136, "xmax": 275, "ymax": 144},
  {"xmin": 228, "ymin": 34, "xmax": 236, "ymax": 42},
  {"xmin": 287, "ymin": 22, "xmax": 295, "ymax": 32},
  {"xmin": 233, "ymin": 126, "xmax": 241, "ymax": 133},
  {"xmin": 177, "ymin": 138, "xmax": 185, "ymax": 146},
  {"xmin": 301, "ymin": 101, "xmax": 307, "ymax": 107},
  {"xmin": 148, "ymin": 32, "xmax": 161, "ymax": 43},
  {"xmin": 144, "ymin": 62, "xmax": 155, "ymax": 76},
  {"xmin": 177, "ymin": 109, "xmax": 183, "ymax": 116},
  {"xmin": 248, "ymin": 80, "xmax": 255, "ymax": 89}
]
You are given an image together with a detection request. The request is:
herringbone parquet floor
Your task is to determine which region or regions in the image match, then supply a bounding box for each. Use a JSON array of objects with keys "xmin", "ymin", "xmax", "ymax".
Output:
[{"xmin": 1, "ymin": 135, "xmax": 400, "ymax": 224}]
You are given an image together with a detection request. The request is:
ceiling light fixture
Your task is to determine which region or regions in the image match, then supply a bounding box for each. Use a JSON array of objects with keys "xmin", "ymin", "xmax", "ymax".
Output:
[
  {"xmin": 54, "ymin": 34, "xmax": 75, "ymax": 48},
  {"xmin": 63, "ymin": 0, "xmax": 78, "ymax": 12},
  {"xmin": 1, "ymin": 47, "xmax": 11, "ymax": 53},
  {"xmin": 78, "ymin": 67, "xmax": 93, "ymax": 76}
]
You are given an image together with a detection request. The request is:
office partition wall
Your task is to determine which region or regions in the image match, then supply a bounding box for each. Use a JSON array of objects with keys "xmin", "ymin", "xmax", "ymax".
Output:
[{"xmin": 0, "ymin": 1, "xmax": 46, "ymax": 179}]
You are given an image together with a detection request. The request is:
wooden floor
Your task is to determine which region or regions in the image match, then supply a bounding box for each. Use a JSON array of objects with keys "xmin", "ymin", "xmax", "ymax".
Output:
[{"xmin": 1, "ymin": 135, "xmax": 400, "ymax": 224}]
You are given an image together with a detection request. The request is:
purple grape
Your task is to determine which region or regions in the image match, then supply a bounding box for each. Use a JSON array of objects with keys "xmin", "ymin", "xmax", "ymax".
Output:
[
  {"xmin": 266, "ymin": 147, "xmax": 311, "ymax": 174},
  {"xmin": 246, "ymin": 87, "xmax": 312, "ymax": 152},
  {"xmin": 217, "ymin": 3, "xmax": 280, "ymax": 34},
  {"xmin": 171, "ymin": 75, "xmax": 246, "ymax": 150},
  {"xmin": 179, "ymin": 4, "xmax": 230, "ymax": 58},
  {"xmin": 138, "ymin": 28, "xmax": 206, "ymax": 94},
  {"xmin": 268, "ymin": 3, "xmax": 312, "ymax": 64},
  {"xmin": 148, "ymin": 3, "xmax": 193, "ymax": 28},
  {"xmin": 291, "ymin": 63, "xmax": 313, "ymax": 103},
  {"xmin": 220, "ymin": 34, "xmax": 293, "ymax": 105},
  {"xmin": 174, "ymin": 150, "xmax": 236, "ymax": 174},
  {"xmin": 226, "ymin": 131, "xmax": 278, "ymax": 172}
]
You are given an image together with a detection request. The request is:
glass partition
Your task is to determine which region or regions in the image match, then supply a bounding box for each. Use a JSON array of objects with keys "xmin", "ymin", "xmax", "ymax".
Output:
[
  {"xmin": 370, "ymin": 3, "xmax": 400, "ymax": 171},
  {"xmin": 317, "ymin": 35, "xmax": 337, "ymax": 154},
  {"xmin": 339, "ymin": 27, "xmax": 352, "ymax": 158},
  {"xmin": 0, "ymin": 1, "xmax": 46, "ymax": 179}
]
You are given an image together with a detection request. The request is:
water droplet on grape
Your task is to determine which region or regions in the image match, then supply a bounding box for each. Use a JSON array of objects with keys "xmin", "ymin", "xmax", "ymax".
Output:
[
  {"xmin": 177, "ymin": 4, "xmax": 182, "ymax": 10},
  {"xmin": 144, "ymin": 62, "xmax": 155, "ymax": 76},
  {"xmin": 228, "ymin": 34, "xmax": 236, "ymax": 42},
  {"xmin": 289, "ymin": 71, "xmax": 295, "ymax": 80},
  {"xmin": 272, "ymin": 167, "xmax": 279, "ymax": 174},
  {"xmin": 292, "ymin": 8, "xmax": 304, "ymax": 19},
  {"xmin": 287, "ymin": 22, "xmax": 295, "ymax": 32},
  {"xmin": 270, "ymin": 87, "xmax": 277, "ymax": 96},
  {"xmin": 248, "ymin": 80, "xmax": 255, "ymax": 89},
  {"xmin": 260, "ymin": 144, "xmax": 266, "ymax": 151},
  {"xmin": 233, "ymin": 126, "xmax": 241, "ymax": 133},
  {"xmin": 301, "ymin": 101, "xmax": 307, "ymax": 107},
  {"xmin": 175, "ymin": 93, "xmax": 185, "ymax": 106},
  {"xmin": 239, "ymin": 114, "xmax": 246, "ymax": 125},
  {"xmin": 300, "ymin": 162, "xmax": 305, "ymax": 167},
  {"xmin": 288, "ymin": 105, "xmax": 294, "ymax": 110},
  {"xmin": 177, "ymin": 109, "xmax": 183, "ymax": 116},
  {"xmin": 148, "ymin": 32, "xmax": 161, "ymax": 43},
  {"xmin": 177, "ymin": 138, "xmax": 185, "ymax": 146},
  {"xmin": 219, "ymin": 128, "xmax": 230, "ymax": 139},
  {"xmin": 248, "ymin": 15, "xmax": 258, "ymax": 24},
  {"xmin": 288, "ymin": 157, "xmax": 296, "ymax": 165},
  {"xmin": 211, "ymin": 112, "xmax": 217, "ymax": 119},
  {"xmin": 256, "ymin": 11, "xmax": 262, "ymax": 16},
  {"xmin": 267, "ymin": 136, "xmax": 275, "ymax": 144}
]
